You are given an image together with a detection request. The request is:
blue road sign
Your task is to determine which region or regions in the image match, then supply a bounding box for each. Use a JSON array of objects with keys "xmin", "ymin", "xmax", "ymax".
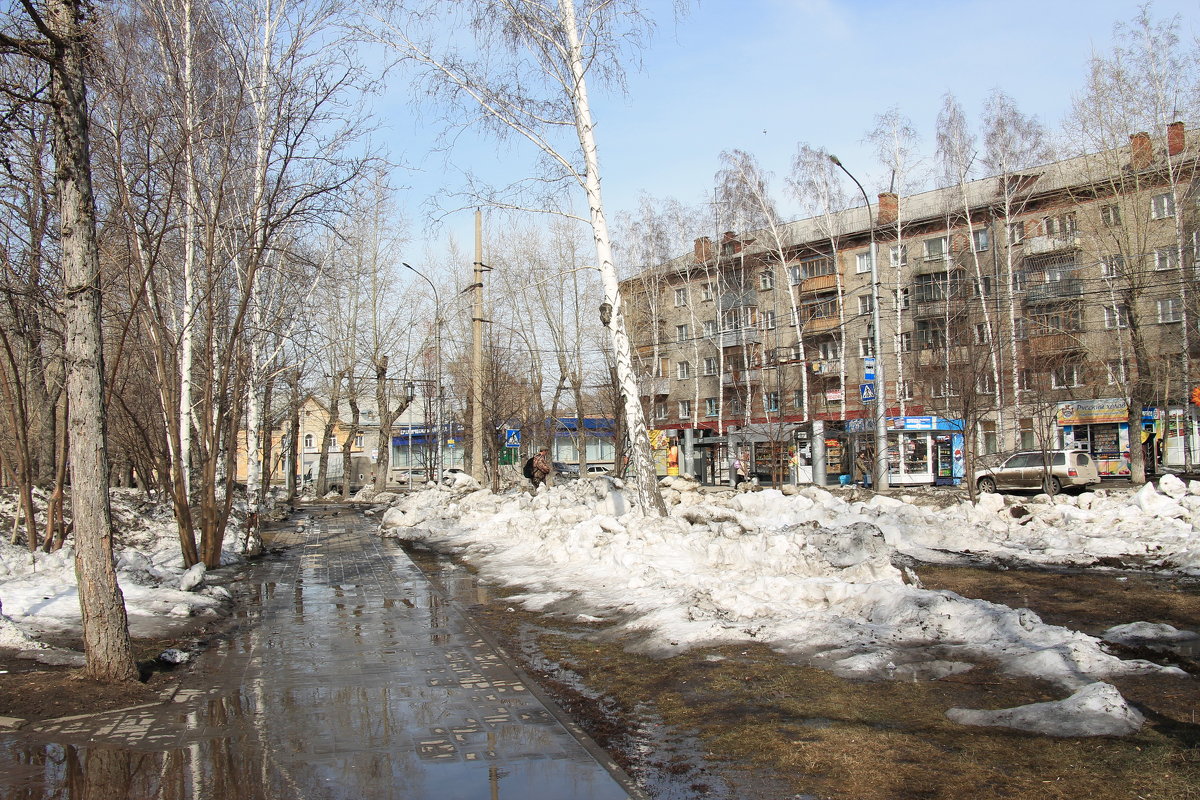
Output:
[
  {"xmin": 504, "ymin": 429, "xmax": 521, "ymax": 448},
  {"xmin": 863, "ymin": 356, "xmax": 875, "ymax": 381},
  {"xmin": 860, "ymin": 383, "xmax": 876, "ymax": 403}
]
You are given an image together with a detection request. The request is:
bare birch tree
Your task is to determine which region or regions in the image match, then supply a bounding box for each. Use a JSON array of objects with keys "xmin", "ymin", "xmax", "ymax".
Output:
[{"xmin": 369, "ymin": 0, "xmax": 668, "ymax": 515}]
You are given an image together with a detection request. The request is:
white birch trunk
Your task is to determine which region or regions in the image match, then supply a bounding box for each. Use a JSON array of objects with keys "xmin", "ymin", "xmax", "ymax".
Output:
[{"xmin": 560, "ymin": 0, "xmax": 664, "ymax": 515}]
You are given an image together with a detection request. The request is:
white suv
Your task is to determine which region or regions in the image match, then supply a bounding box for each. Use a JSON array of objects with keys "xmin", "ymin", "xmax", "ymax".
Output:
[{"xmin": 974, "ymin": 450, "xmax": 1101, "ymax": 495}]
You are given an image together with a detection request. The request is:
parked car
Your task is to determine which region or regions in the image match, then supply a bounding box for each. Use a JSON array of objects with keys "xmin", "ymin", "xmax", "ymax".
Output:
[
  {"xmin": 974, "ymin": 450, "xmax": 1101, "ymax": 495},
  {"xmin": 553, "ymin": 461, "xmax": 579, "ymax": 478}
]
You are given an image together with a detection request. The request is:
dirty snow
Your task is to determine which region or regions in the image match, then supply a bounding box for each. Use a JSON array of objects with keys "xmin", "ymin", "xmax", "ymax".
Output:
[
  {"xmin": 946, "ymin": 682, "xmax": 1145, "ymax": 736},
  {"xmin": 378, "ymin": 475, "xmax": 1198, "ymax": 735}
]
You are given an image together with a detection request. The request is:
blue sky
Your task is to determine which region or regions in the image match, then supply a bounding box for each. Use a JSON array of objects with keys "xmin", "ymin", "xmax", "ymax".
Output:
[{"xmin": 384, "ymin": 0, "xmax": 1199, "ymax": 259}]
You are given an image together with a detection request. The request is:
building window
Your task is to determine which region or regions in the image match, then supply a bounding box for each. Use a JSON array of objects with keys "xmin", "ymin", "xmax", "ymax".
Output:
[
  {"xmin": 674, "ymin": 287, "xmax": 687, "ymax": 306},
  {"xmin": 354, "ymin": 433, "xmax": 364, "ymax": 448},
  {"xmin": 1019, "ymin": 417, "xmax": 1035, "ymax": 449},
  {"xmin": 678, "ymin": 400, "xmax": 692, "ymax": 418},
  {"xmin": 977, "ymin": 372, "xmax": 995, "ymax": 394},
  {"xmin": 859, "ymin": 337, "xmax": 874, "ymax": 357},
  {"xmin": 730, "ymin": 398, "xmax": 745, "ymax": 415},
  {"xmin": 1106, "ymin": 359, "xmax": 1126, "ymax": 385},
  {"xmin": 701, "ymin": 283, "xmax": 715, "ymax": 301},
  {"xmin": 761, "ymin": 310, "xmax": 777, "ymax": 330},
  {"xmin": 1050, "ymin": 364, "xmax": 1081, "ymax": 389},
  {"xmin": 898, "ymin": 380, "xmax": 914, "ymax": 400},
  {"xmin": 1100, "ymin": 203, "xmax": 1122, "ymax": 227},
  {"xmin": 972, "ymin": 228, "xmax": 990, "ymax": 252},
  {"xmin": 760, "ymin": 271, "xmax": 775, "ymax": 290},
  {"xmin": 1155, "ymin": 247, "xmax": 1179, "ymax": 270},
  {"xmin": 924, "ymin": 236, "xmax": 949, "ymax": 261},
  {"xmin": 1013, "ymin": 317, "xmax": 1028, "ymax": 340},
  {"xmin": 1011, "ymin": 271, "xmax": 1026, "ymax": 293},
  {"xmin": 677, "ymin": 361, "xmax": 692, "ymax": 379},
  {"xmin": 1101, "ymin": 254, "xmax": 1125, "ymax": 279},
  {"xmin": 896, "ymin": 287, "xmax": 910, "ymax": 309},
  {"xmin": 703, "ymin": 319, "xmax": 717, "ymax": 337},
  {"xmin": 856, "ymin": 252, "xmax": 872, "ymax": 274},
  {"xmin": 915, "ymin": 320, "xmax": 945, "ymax": 350},
  {"xmin": 792, "ymin": 390, "xmax": 804, "ymax": 409},
  {"xmin": 676, "ymin": 324, "xmax": 689, "ymax": 342},
  {"xmin": 704, "ymin": 397, "xmax": 719, "ymax": 417},
  {"xmin": 979, "ymin": 420, "xmax": 998, "ymax": 454},
  {"xmin": 889, "ymin": 245, "xmax": 908, "ymax": 268},
  {"xmin": 703, "ymin": 357, "xmax": 718, "ymax": 375},
  {"xmin": 1151, "ymin": 192, "xmax": 1176, "ymax": 219},
  {"xmin": 303, "ymin": 433, "xmax": 314, "ymax": 450},
  {"xmin": 801, "ymin": 256, "xmax": 835, "ymax": 279},
  {"xmin": 899, "ymin": 331, "xmax": 912, "ymax": 352},
  {"xmin": 974, "ymin": 276, "xmax": 993, "ymax": 297},
  {"xmin": 1104, "ymin": 304, "xmax": 1129, "ymax": 329},
  {"xmin": 326, "ymin": 436, "xmax": 338, "ymax": 452},
  {"xmin": 974, "ymin": 323, "xmax": 988, "ymax": 345},
  {"xmin": 1043, "ymin": 212, "xmax": 1076, "ymax": 236},
  {"xmin": 857, "ymin": 295, "xmax": 874, "ymax": 315},
  {"xmin": 765, "ymin": 392, "xmax": 780, "ymax": 412},
  {"xmin": 1158, "ymin": 297, "xmax": 1182, "ymax": 323},
  {"xmin": 1008, "ymin": 221, "xmax": 1025, "ymax": 244},
  {"xmin": 654, "ymin": 402, "xmax": 667, "ymax": 420},
  {"xmin": 817, "ymin": 338, "xmax": 841, "ymax": 360}
]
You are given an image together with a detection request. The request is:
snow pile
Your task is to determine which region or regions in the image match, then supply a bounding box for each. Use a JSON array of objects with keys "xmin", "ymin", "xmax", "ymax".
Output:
[
  {"xmin": 379, "ymin": 478, "xmax": 1187, "ymax": 692},
  {"xmin": 0, "ymin": 489, "xmax": 241, "ymax": 646},
  {"xmin": 946, "ymin": 682, "xmax": 1145, "ymax": 736}
]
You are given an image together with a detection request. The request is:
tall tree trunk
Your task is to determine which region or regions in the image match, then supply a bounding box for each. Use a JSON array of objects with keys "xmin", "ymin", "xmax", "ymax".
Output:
[{"xmin": 48, "ymin": 0, "xmax": 138, "ymax": 682}]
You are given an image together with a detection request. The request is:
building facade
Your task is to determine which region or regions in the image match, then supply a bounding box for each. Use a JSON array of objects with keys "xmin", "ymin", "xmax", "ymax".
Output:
[{"xmin": 623, "ymin": 123, "xmax": 1199, "ymax": 484}]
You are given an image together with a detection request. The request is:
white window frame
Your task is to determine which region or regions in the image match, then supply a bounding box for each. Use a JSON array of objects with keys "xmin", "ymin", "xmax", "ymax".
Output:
[
  {"xmin": 972, "ymin": 228, "xmax": 990, "ymax": 252},
  {"xmin": 703, "ymin": 356, "xmax": 718, "ymax": 376},
  {"xmin": 788, "ymin": 265, "xmax": 802, "ymax": 285},
  {"xmin": 761, "ymin": 310, "xmax": 777, "ymax": 330},
  {"xmin": 759, "ymin": 271, "xmax": 775, "ymax": 290},
  {"xmin": 1100, "ymin": 203, "xmax": 1121, "ymax": 227},
  {"xmin": 765, "ymin": 392, "xmax": 780, "ymax": 413},
  {"xmin": 857, "ymin": 295, "xmax": 874, "ymax": 315},
  {"xmin": 704, "ymin": 397, "xmax": 719, "ymax": 417},
  {"xmin": 1106, "ymin": 359, "xmax": 1126, "ymax": 385},
  {"xmin": 858, "ymin": 337, "xmax": 874, "ymax": 357},
  {"xmin": 1101, "ymin": 255, "xmax": 1124, "ymax": 279},
  {"xmin": 676, "ymin": 323, "xmax": 689, "ymax": 342},
  {"xmin": 976, "ymin": 372, "xmax": 995, "ymax": 394},
  {"xmin": 1104, "ymin": 304, "xmax": 1128, "ymax": 329},
  {"xmin": 678, "ymin": 400, "xmax": 692, "ymax": 418},
  {"xmin": 677, "ymin": 361, "xmax": 692, "ymax": 379},
  {"xmin": 856, "ymin": 252, "xmax": 872, "ymax": 274},
  {"xmin": 791, "ymin": 389, "xmax": 803, "ymax": 409},
  {"xmin": 1151, "ymin": 192, "xmax": 1176, "ymax": 219},
  {"xmin": 923, "ymin": 236, "xmax": 949, "ymax": 262},
  {"xmin": 1157, "ymin": 297, "xmax": 1182, "ymax": 323},
  {"xmin": 700, "ymin": 283, "xmax": 714, "ymax": 301},
  {"xmin": 1155, "ymin": 247, "xmax": 1179, "ymax": 271},
  {"xmin": 889, "ymin": 245, "xmax": 907, "ymax": 268},
  {"xmin": 1050, "ymin": 364, "xmax": 1081, "ymax": 389},
  {"xmin": 654, "ymin": 402, "xmax": 667, "ymax": 420},
  {"xmin": 674, "ymin": 287, "xmax": 687, "ymax": 306},
  {"xmin": 702, "ymin": 319, "xmax": 717, "ymax": 337},
  {"xmin": 1008, "ymin": 221, "xmax": 1025, "ymax": 244},
  {"xmin": 303, "ymin": 433, "xmax": 315, "ymax": 450}
]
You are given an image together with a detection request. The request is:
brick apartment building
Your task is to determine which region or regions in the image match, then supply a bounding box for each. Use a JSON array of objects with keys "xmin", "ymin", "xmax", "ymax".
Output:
[{"xmin": 622, "ymin": 123, "xmax": 1199, "ymax": 486}]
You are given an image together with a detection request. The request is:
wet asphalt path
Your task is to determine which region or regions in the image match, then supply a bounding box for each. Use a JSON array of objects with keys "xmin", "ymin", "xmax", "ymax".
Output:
[{"xmin": 0, "ymin": 506, "xmax": 638, "ymax": 799}]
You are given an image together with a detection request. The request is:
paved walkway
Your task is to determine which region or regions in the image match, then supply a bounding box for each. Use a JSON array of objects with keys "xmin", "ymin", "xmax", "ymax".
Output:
[{"xmin": 0, "ymin": 508, "xmax": 639, "ymax": 799}]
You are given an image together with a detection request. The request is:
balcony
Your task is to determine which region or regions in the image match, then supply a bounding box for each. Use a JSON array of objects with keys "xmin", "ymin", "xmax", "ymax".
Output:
[
  {"xmin": 637, "ymin": 375, "xmax": 670, "ymax": 397},
  {"xmin": 910, "ymin": 256, "xmax": 955, "ymax": 277},
  {"xmin": 800, "ymin": 273, "xmax": 839, "ymax": 294},
  {"xmin": 719, "ymin": 328, "xmax": 761, "ymax": 348},
  {"xmin": 1024, "ymin": 278, "xmax": 1083, "ymax": 305},
  {"xmin": 722, "ymin": 369, "xmax": 762, "ymax": 387},
  {"xmin": 1023, "ymin": 333, "xmax": 1084, "ymax": 356},
  {"xmin": 798, "ymin": 315, "xmax": 840, "ymax": 334},
  {"xmin": 1024, "ymin": 233, "xmax": 1081, "ymax": 255}
]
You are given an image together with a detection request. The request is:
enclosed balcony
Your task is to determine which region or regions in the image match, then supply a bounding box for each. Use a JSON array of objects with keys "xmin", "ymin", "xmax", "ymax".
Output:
[
  {"xmin": 637, "ymin": 375, "xmax": 670, "ymax": 397},
  {"xmin": 1023, "ymin": 233, "xmax": 1081, "ymax": 256},
  {"xmin": 1024, "ymin": 278, "xmax": 1083, "ymax": 305}
]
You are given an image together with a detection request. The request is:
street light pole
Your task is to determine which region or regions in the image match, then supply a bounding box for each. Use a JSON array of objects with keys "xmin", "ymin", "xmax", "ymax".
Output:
[
  {"xmin": 403, "ymin": 263, "xmax": 443, "ymax": 481},
  {"xmin": 830, "ymin": 155, "xmax": 889, "ymax": 491}
]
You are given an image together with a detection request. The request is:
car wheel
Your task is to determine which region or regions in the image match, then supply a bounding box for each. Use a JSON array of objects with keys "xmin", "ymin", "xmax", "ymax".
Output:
[
  {"xmin": 1042, "ymin": 476, "xmax": 1061, "ymax": 495},
  {"xmin": 977, "ymin": 476, "xmax": 996, "ymax": 493}
]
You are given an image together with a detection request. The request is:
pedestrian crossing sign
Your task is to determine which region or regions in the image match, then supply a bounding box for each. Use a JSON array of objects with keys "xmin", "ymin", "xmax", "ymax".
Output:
[
  {"xmin": 860, "ymin": 383, "xmax": 876, "ymax": 403},
  {"xmin": 504, "ymin": 429, "xmax": 521, "ymax": 448}
]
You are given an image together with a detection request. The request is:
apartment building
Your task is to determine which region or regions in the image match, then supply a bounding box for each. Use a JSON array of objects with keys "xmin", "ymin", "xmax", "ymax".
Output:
[{"xmin": 623, "ymin": 123, "xmax": 1199, "ymax": 485}]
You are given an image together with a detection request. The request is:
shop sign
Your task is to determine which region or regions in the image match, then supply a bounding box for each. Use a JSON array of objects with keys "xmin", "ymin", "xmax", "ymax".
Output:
[
  {"xmin": 887, "ymin": 416, "xmax": 935, "ymax": 430},
  {"xmin": 825, "ymin": 389, "xmax": 843, "ymax": 402},
  {"xmin": 1055, "ymin": 398, "xmax": 1127, "ymax": 426}
]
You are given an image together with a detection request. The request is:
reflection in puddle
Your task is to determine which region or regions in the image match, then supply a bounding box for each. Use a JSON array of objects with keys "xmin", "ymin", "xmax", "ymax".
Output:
[{"xmin": 0, "ymin": 513, "xmax": 633, "ymax": 799}]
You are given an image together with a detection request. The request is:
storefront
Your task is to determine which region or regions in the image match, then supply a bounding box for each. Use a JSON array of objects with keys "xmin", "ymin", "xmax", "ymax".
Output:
[
  {"xmin": 1055, "ymin": 399, "xmax": 1131, "ymax": 477},
  {"xmin": 884, "ymin": 416, "xmax": 965, "ymax": 486}
]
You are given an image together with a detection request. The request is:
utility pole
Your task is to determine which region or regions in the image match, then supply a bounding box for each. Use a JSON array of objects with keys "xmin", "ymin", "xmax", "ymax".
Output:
[{"xmin": 471, "ymin": 210, "xmax": 486, "ymax": 482}]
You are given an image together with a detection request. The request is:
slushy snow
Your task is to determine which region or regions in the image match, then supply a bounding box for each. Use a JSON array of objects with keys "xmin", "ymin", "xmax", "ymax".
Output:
[{"xmin": 379, "ymin": 475, "xmax": 1197, "ymax": 735}]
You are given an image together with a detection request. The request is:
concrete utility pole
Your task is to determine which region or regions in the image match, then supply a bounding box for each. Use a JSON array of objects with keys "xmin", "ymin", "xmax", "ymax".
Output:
[
  {"xmin": 831, "ymin": 155, "xmax": 890, "ymax": 491},
  {"xmin": 471, "ymin": 210, "xmax": 486, "ymax": 482}
]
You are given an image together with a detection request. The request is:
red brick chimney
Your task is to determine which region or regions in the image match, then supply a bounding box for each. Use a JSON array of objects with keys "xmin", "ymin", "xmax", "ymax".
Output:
[
  {"xmin": 1168, "ymin": 121, "xmax": 1185, "ymax": 156},
  {"xmin": 693, "ymin": 236, "xmax": 713, "ymax": 263},
  {"xmin": 721, "ymin": 231, "xmax": 741, "ymax": 255},
  {"xmin": 877, "ymin": 192, "xmax": 898, "ymax": 225},
  {"xmin": 1130, "ymin": 131, "xmax": 1152, "ymax": 169}
]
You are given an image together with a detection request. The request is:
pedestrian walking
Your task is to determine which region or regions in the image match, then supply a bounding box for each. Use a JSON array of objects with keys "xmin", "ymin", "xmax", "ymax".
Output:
[
  {"xmin": 526, "ymin": 447, "xmax": 552, "ymax": 490},
  {"xmin": 731, "ymin": 454, "xmax": 747, "ymax": 489}
]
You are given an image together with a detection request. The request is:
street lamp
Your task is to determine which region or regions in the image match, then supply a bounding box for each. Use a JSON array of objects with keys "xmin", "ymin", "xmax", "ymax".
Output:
[
  {"xmin": 403, "ymin": 263, "xmax": 443, "ymax": 482},
  {"xmin": 830, "ymin": 155, "xmax": 889, "ymax": 491},
  {"xmin": 404, "ymin": 381, "xmax": 415, "ymax": 488}
]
